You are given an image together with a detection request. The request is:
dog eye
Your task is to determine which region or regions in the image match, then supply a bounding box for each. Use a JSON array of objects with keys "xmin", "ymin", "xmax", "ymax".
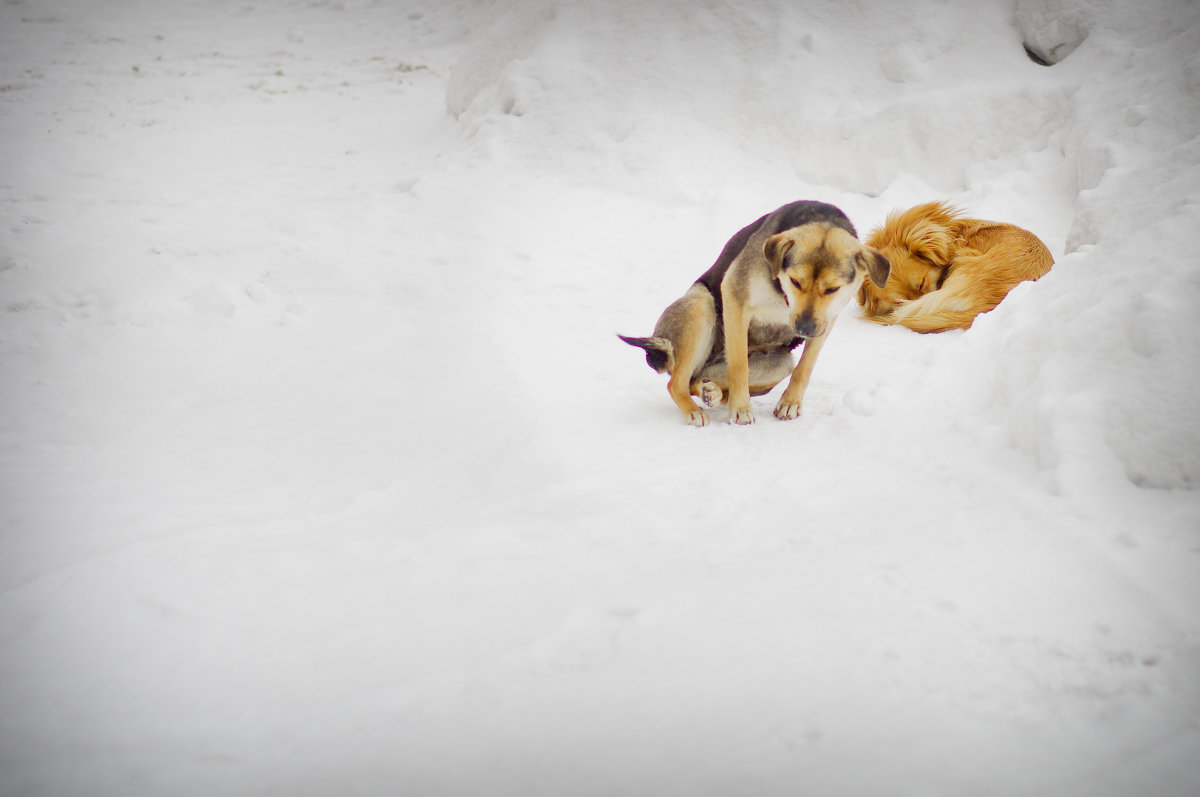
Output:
[
  {"xmin": 790, "ymin": 277, "xmax": 804, "ymax": 290},
  {"xmin": 823, "ymin": 286, "xmax": 839, "ymax": 296}
]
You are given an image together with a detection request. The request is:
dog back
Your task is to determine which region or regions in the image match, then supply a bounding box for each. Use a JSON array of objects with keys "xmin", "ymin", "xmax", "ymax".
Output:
[{"xmin": 694, "ymin": 201, "xmax": 857, "ymax": 314}]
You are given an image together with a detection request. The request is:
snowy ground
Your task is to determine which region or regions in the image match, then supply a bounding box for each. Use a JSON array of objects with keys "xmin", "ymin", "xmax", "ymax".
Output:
[{"xmin": 2, "ymin": 1, "xmax": 1199, "ymax": 795}]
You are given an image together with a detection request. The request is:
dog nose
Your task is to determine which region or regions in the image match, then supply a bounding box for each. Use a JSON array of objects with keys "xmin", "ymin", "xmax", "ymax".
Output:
[{"xmin": 794, "ymin": 316, "xmax": 819, "ymax": 338}]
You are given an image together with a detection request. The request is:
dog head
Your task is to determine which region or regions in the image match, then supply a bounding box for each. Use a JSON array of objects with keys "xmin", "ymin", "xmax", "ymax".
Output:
[
  {"xmin": 764, "ymin": 223, "xmax": 890, "ymax": 338},
  {"xmin": 859, "ymin": 202, "xmax": 961, "ymax": 316}
]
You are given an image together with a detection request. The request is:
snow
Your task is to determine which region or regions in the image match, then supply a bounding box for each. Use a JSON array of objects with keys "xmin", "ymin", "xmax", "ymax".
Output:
[{"xmin": 1, "ymin": 0, "xmax": 1198, "ymax": 795}]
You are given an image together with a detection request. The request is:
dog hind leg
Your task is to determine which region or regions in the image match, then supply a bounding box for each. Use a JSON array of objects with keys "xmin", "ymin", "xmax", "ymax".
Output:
[
  {"xmin": 691, "ymin": 378, "xmax": 725, "ymax": 408},
  {"xmin": 667, "ymin": 330, "xmax": 715, "ymax": 425},
  {"xmin": 656, "ymin": 287, "xmax": 718, "ymax": 426}
]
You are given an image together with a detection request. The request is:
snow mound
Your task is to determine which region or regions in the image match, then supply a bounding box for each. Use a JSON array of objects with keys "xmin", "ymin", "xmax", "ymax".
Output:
[
  {"xmin": 446, "ymin": 0, "xmax": 1070, "ymax": 196},
  {"xmin": 448, "ymin": 0, "xmax": 1200, "ymax": 489},
  {"xmin": 1016, "ymin": 0, "xmax": 1092, "ymax": 64},
  {"xmin": 973, "ymin": 0, "xmax": 1200, "ymax": 490}
]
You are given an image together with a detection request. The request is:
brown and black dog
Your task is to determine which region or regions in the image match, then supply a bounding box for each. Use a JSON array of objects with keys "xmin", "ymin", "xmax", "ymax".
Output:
[
  {"xmin": 858, "ymin": 201, "xmax": 1054, "ymax": 333},
  {"xmin": 620, "ymin": 201, "xmax": 890, "ymax": 426}
]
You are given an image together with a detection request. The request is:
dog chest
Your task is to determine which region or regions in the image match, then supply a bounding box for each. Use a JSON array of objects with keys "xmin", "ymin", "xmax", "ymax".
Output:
[
  {"xmin": 747, "ymin": 318, "xmax": 799, "ymax": 349},
  {"xmin": 743, "ymin": 283, "xmax": 796, "ymax": 348}
]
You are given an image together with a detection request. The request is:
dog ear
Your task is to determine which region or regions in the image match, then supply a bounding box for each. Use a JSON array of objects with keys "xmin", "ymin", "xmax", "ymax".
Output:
[
  {"xmin": 856, "ymin": 248, "xmax": 891, "ymax": 288},
  {"xmin": 906, "ymin": 218, "xmax": 955, "ymax": 266},
  {"xmin": 763, "ymin": 233, "xmax": 793, "ymax": 273}
]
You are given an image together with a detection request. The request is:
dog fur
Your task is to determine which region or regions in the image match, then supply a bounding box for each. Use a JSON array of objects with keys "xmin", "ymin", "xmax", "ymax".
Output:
[
  {"xmin": 620, "ymin": 201, "xmax": 890, "ymax": 426},
  {"xmin": 858, "ymin": 201, "xmax": 1054, "ymax": 333}
]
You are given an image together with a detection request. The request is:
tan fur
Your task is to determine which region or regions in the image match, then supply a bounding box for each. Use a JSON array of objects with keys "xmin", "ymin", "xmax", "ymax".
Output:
[
  {"xmin": 620, "ymin": 202, "xmax": 889, "ymax": 426},
  {"xmin": 858, "ymin": 201, "xmax": 1054, "ymax": 333}
]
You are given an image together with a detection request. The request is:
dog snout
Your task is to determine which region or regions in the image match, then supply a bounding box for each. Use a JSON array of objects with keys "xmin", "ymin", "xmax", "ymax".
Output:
[{"xmin": 794, "ymin": 314, "xmax": 819, "ymax": 338}]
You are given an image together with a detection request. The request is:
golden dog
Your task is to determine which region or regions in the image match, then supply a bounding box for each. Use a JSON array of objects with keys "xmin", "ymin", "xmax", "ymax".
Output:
[{"xmin": 858, "ymin": 201, "xmax": 1053, "ymax": 333}]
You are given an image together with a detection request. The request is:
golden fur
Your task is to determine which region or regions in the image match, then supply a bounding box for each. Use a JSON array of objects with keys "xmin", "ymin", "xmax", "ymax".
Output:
[{"xmin": 858, "ymin": 201, "xmax": 1054, "ymax": 333}]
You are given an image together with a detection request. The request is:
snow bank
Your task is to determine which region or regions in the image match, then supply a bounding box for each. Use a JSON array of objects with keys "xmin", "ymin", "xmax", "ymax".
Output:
[
  {"xmin": 449, "ymin": 0, "xmax": 1200, "ymax": 490},
  {"xmin": 971, "ymin": 0, "xmax": 1200, "ymax": 490},
  {"xmin": 448, "ymin": 0, "xmax": 1073, "ymax": 197},
  {"xmin": 1016, "ymin": 0, "xmax": 1092, "ymax": 64}
]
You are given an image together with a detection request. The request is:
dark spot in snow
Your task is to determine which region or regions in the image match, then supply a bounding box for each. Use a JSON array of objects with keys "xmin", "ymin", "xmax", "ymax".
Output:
[{"xmin": 1023, "ymin": 44, "xmax": 1053, "ymax": 66}]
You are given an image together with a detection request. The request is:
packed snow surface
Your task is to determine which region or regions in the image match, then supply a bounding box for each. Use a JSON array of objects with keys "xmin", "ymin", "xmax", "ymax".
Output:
[{"xmin": 2, "ymin": 0, "xmax": 1199, "ymax": 795}]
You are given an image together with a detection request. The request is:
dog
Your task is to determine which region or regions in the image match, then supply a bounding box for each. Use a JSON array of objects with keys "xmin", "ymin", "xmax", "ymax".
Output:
[
  {"xmin": 858, "ymin": 201, "xmax": 1054, "ymax": 333},
  {"xmin": 620, "ymin": 201, "xmax": 890, "ymax": 426}
]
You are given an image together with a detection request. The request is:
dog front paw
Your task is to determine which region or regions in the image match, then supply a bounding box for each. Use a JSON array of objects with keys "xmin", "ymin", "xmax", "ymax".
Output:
[
  {"xmin": 684, "ymin": 408, "xmax": 710, "ymax": 427},
  {"xmin": 774, "ymin": 398, "xmax": 802, "ymax": 420},
  {"xmin": 729, "ymin": 406, "xmax": 755, "ymax": 425}
]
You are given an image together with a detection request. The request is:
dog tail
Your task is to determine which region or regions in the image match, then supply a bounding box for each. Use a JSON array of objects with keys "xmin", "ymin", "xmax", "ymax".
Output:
[
  {"xmin": 861, "ymin": 290, "xmax": 981, "ymax": 333},
  {"xmin": 862, "ymin": 308, "xmax": 980, "ymax": 333},
  {"xmin": 618, "ymin": 334, "xmax": 674, "ymax": 373}
]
